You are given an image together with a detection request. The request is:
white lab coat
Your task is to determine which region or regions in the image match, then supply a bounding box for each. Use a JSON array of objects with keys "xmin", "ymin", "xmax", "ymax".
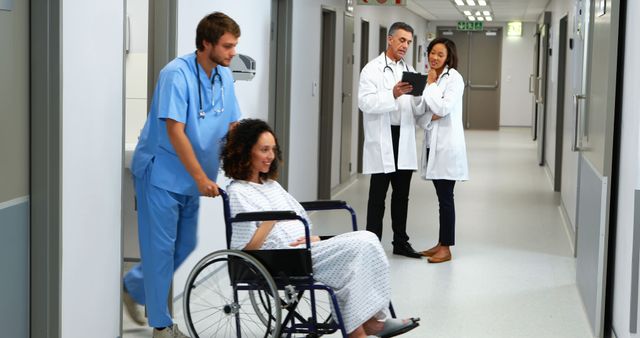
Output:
[
  {"xmin": 415, "ymin": 66, "xmax": 469, "ymax": 181},
  {"xmin": 358, "ymin": 52, "xmax": 420, "ymax": 174}
]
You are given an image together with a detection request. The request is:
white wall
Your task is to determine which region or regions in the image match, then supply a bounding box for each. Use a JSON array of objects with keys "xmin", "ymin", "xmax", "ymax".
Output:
[
  {"xmin": 611, "ymin": 0, "xmax": 640, "ymax": 335},
  {"xmin": 61, "ymin": 1, "xmax": 123, "ymax": 337},
  {"xmin": 173, "ymin": 0, "xmax": 272, "ymax": 297},
  {"xmin": 500, "ymin": 22, "xmax": 537, "ymax": 126},
  {"xmin": 125, "ymin": 0, "xmax": 149, "ymax": 144}
]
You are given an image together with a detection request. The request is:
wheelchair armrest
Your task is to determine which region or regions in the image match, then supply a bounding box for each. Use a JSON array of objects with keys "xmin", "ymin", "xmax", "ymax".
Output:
[
  {"xmin": 232, "ymin": 211, "xmax": 299, "ymax": 222},
  {"xmin": 299, "ymin": 200, "xmax": 358, "ymax": 232},
  {"xmin": 299, "ymin": 200, "xmax": 347, "ymax": 211}
]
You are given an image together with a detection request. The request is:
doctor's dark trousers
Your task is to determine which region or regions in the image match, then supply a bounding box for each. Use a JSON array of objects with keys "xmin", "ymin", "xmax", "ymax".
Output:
[{"xmin": 366, "ymin": 125, "xmax": 413, "ymax": 246}]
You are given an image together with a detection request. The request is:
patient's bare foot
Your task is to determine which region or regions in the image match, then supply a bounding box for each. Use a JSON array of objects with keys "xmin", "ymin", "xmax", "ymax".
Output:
[{"xmin": 362, "ymin": 317, "xmax": 384, "ymax": 336}]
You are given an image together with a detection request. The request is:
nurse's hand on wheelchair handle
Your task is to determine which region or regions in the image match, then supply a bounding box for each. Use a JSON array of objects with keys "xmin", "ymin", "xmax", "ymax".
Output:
[
  {"xmin": 197, "ymin": 177, "xmax": 220, "ymax": 197},
  {"xmin": 289, "ymin": 235, "xmax": 321, "ymax": 247}
]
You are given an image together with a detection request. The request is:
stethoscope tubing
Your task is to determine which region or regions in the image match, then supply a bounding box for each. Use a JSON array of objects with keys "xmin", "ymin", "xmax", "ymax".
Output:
[{"xmin": 195, "ymin": 51, "xmax": 223, "ymax": 119}]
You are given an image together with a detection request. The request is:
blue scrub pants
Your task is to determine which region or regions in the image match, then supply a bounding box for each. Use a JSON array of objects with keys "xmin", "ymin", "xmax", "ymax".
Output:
[{"xmin": 123, "ymin": 163, "xmax": 199, "ymax": 328}]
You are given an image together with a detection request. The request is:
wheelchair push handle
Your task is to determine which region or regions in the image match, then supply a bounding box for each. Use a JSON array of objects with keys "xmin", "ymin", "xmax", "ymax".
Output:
[{"xmin": 300, "ymin": 200, "xmax": 358, "ymax": 232}]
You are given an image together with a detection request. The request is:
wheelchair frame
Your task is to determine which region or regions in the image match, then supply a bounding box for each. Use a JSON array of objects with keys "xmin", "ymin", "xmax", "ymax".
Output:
[{"xmin": 183, "ymin": 188, "xmax": 398, "ymax": 338}]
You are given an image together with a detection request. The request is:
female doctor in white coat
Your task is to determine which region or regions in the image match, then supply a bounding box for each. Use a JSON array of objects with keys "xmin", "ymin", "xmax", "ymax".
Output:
[{"xmin": 415, "ymin": 37, "xmax": 468, "ymax": 263}]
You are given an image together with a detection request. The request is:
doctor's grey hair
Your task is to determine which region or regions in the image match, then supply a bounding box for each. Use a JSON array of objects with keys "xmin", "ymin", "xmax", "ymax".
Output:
[{"xmin": 388, "ymin": 22, "xmax": 414, "ymax": 37}]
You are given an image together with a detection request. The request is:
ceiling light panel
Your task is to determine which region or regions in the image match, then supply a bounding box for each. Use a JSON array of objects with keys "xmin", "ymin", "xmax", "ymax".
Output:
[{"xmin": 466, "ymin": 0, "xmax": 476, "ymax": 5}]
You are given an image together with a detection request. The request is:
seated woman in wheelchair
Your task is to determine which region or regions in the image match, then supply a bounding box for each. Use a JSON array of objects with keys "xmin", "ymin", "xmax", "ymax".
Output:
[{"xmin": 221, "ymin": 118, "xmax": 418, "ymax": 338}]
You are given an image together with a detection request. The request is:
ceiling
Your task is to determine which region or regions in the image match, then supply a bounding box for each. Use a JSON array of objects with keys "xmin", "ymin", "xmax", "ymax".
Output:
[{"xmin": 408, "ymin": 0, "xmax": 550, "ymax": 22}]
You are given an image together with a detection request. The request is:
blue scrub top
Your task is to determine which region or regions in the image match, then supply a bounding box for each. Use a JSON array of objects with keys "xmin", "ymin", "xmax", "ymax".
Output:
[{"xmin": 131, "ymin": 52, "xmax": 241, "ymax": 196}]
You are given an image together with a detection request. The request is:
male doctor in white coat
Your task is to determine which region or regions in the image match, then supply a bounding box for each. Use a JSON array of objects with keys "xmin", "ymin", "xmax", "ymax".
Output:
[{"xmin": 358, "ymin": 22, "xmax": 422, "ymax": 258}]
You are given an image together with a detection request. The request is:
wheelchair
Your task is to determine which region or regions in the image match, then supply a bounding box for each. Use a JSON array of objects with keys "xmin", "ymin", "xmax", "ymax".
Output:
[{"xmin": 182, "ymin": 188, "xmax": 413, "ymax": 338}]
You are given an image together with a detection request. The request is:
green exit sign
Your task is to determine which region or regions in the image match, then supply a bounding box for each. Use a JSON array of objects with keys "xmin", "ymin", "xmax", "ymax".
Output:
[{"xmin": 457, "ymin": 21, "xmax": 484, "ymax": 31}]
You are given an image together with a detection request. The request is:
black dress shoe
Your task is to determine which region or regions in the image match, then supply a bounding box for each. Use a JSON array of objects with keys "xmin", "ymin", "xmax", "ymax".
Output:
[{"xmin": 392, "ymin": 242, "xmax": 422, "ymax": 259}]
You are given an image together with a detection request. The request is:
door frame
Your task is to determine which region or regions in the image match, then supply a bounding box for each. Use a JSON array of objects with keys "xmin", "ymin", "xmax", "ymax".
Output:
[
  {"xmin": 317, "ymin": 8, "xmax": 336, "ymax": 199},
  {"xmin": 269, "ymin": 0, "xmax": 293, "ymax": 189},
  {"xmin": 536, "ymin": 12, "xmax": 551, "ymax": 166},
  {"xmin": 30, "ymin": 0, "xmax": 62, "ymax": 336},
  {"xmin": 339, "ymin": 12, "xmax": 354, "ymax": 184},
  {"xmin": 554, "ymin": 15, "xmax": 568, "ymax": 192},
  {"xmin": 357, "ymin": 19, "xmax": 369, "ymax": 174}
]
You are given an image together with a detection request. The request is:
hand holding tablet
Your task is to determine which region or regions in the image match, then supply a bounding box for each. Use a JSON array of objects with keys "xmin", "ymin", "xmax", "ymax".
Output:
[{"xmin": 401, "ymin": 71, "xmax": 428, "ymax": 96}]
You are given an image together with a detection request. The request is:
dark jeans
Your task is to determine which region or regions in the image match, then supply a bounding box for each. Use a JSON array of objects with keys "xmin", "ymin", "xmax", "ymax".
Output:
[
  {"xmin": 425, "ymin": 148, "xmax": 457, "ymax": 246},
  {"xmin": 433, "ymin": 179, "xmax": 456, "ymax": 246},
  {"xmin": 366, "ymin": 125, "xmax": 413, "ymax": 246}
]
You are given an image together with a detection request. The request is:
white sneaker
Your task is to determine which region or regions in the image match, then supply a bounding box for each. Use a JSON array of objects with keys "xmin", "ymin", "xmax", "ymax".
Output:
[
  {"xmin": 122, "ymin": 289, "xmax": 146, "ymax": 326},
  {"xmin": 152, "ymin": 324, "xmax": 190, "ymax": 338}
]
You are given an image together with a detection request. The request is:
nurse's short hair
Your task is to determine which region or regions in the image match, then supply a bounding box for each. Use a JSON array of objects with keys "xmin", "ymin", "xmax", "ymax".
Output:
[
  {"xmin": 388, "ymin": 22, "xmax": 414, "ymax": 37},
  {"xmin": 196, "ymin": 12, "xmax": 241, "ymax": 51},
  {"xmin": 221, "ymin": 119, "xmax": 283, "ymax": 181}
]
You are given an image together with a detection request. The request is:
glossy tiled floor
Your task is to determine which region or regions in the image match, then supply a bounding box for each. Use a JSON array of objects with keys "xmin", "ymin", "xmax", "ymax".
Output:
[{"xmin": 123, "ymin": 128, "xmax": 592, "ymax": 338}]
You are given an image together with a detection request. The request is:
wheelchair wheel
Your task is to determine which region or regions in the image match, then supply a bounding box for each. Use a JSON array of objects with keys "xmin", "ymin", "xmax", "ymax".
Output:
[{"xmin": 183, "ymin": 250, "xmax": 281, "ymax": 338}]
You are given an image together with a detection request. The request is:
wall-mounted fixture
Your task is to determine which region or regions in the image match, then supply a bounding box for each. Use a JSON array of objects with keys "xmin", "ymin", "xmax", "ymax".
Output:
[
  {"xmin": 230, "ymin": 54, "xmax": 256, "ymax": 81},
  {"xmin": 507, "ymin": 21, "xmax": 523, "ymax": 37}
]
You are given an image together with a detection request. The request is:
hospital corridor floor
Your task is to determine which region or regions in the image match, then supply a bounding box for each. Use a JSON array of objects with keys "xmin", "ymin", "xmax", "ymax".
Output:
[{"xmin": 122, "ymin": 127, "xmax": 592, "ymax": 338}]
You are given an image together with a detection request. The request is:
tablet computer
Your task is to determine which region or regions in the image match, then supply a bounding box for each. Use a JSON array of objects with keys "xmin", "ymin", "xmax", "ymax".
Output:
[{"xmin": 401, "ymin": 71, "xmax": 428, "ymax": 96}]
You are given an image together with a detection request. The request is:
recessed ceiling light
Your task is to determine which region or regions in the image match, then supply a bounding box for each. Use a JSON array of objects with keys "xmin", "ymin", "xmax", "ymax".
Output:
[
  {"xmin": 455, "ymin": 0, "xmax": 464, "ymax": 5},
  {"xmin": 477, "ymin": 17, "xmax": 484, "ymax": 21},
  {"xmin": 483, "ymin": 10, "xmax": 490, "ymax": 15},
  {"xmin": 463, "ymin": 10, "xmax": 472, "ymax": 15},
  {"xmin": 486, "ymin": 16, "xmax": 493, "ymax": 21},
  {"xmin": 478, "ymin": 0, "xmax": 487, "ymax": 5},
  {"xmin": 468, "ymin": 16, "xmax": 476, "ymax": 21},
  {"xmin": 466, "ymin": 0, "xmax": 476, "ymax": 5},
  {"xmin": 475, "ymin": 11, "xmax": 481, "ymax": 16}
]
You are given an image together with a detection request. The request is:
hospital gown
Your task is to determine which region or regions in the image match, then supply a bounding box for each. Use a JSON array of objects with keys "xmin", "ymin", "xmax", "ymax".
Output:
[{"xmin": 227, "ymin": 179, "xmax": 391, "ymax": 333}]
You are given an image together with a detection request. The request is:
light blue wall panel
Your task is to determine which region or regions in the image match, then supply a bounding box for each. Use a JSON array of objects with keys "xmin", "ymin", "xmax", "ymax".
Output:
[{"xmin": 0, "ymin": 201, "xmax": 29, "ymax": 337}]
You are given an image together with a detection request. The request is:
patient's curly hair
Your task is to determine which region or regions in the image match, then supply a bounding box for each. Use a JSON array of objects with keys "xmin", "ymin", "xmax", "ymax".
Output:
[{"xmin": 221, "ymin": 119, "xmax": 282, "ymax": 181}]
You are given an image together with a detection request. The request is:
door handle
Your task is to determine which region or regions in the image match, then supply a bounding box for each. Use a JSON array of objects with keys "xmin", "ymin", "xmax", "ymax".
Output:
[
  {"xmin": 536, "ymin": 77, "xmax": 544, "ymax": 103},
  {"xmin": 529, "ymin": 74, "xmax": 535, "ymax": 93},
  {"xmin": 468, "ymin": 81, "xmax": 498, "ymax": 89},
  {"xmin": 572, "ymin": 94, "xmax": 586, "ymax": 151},
  {"xmin": 125, "ymin": 15, "xmax": 131, "ymax": 54}
]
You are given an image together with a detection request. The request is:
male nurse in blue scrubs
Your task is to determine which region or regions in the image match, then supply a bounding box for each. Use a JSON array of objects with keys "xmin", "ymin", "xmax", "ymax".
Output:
[{"xmin": 122, "ymin": 12, "xmax": 242, "ymax": 338}]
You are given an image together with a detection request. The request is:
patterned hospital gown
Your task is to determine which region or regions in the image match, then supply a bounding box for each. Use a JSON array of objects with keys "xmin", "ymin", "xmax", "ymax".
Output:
[{"xmin": 227, "ymin": 179, "xmax": 391, "ymax": 333}]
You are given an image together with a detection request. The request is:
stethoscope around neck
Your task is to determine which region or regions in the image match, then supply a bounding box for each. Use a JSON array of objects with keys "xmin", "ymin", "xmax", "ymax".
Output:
[
  {"xmin": 195, "ymin": 51, "xmax": 224, "ymax": 119},
  {"xmin": 382, "ymin": 55, "xmax": 409, "ymax": 90}
]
